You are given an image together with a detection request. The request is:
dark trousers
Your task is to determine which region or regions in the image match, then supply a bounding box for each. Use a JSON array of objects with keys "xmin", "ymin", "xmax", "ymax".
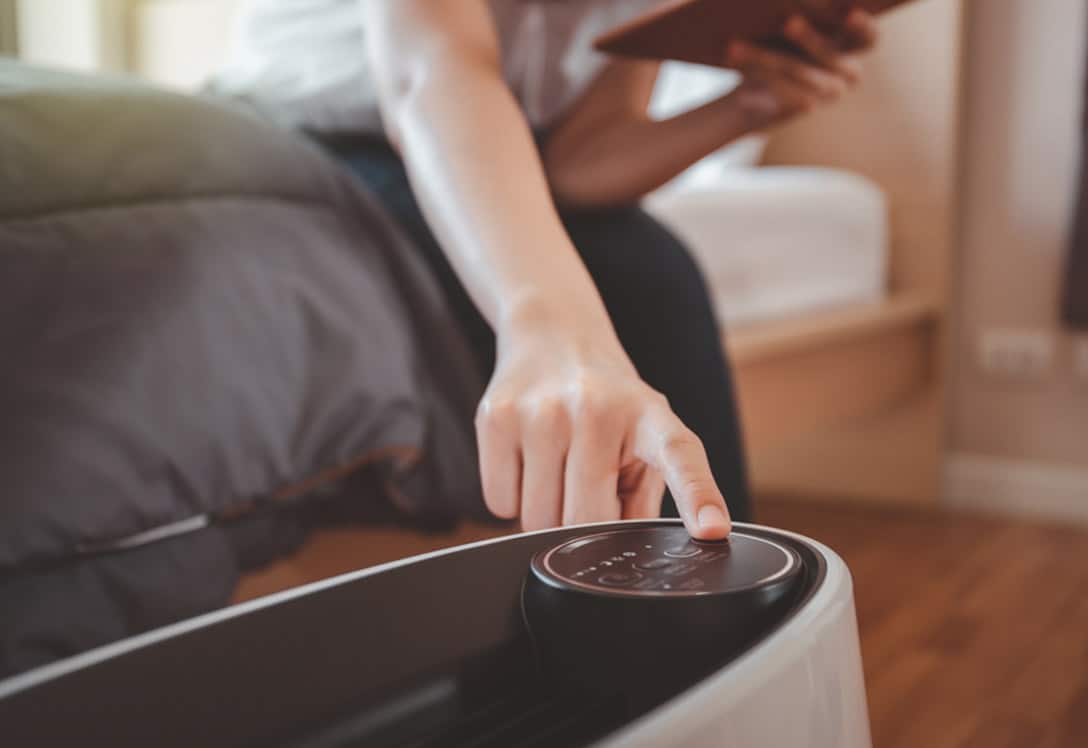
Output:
[{"xmin": 320, "ymin": 135, "xmax": 752, "ymax": 522}]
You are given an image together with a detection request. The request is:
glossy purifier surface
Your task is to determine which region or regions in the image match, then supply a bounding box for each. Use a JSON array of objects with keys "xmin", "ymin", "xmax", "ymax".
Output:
[
  {"xmin": 522, "ymin": 528, "xmax": 806, "ymax": 711},
  {"xmin": 601, "ymin": 528, "xmax": 872, "ymax": 748},
  {"xmin": 533, "ymin": 526, "xmax": 799, "ymax": 596},
  {"xmin": 0, "ymin": 521, "xmax": 871, "ymax": 748}
]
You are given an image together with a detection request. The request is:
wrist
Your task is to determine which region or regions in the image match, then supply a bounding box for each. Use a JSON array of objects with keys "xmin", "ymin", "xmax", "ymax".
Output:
[
  {"xmin": 498, "ymin": 292, "xmax": 627, "ymax": 360},
  {"xmin": 500, "ymin": 291, "xmax": 608, "ymax": 337}
]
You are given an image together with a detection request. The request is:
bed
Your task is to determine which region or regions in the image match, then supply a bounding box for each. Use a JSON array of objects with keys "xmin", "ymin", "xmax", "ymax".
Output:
[{"xmin": 646, "ymin": 167, "xmax": 889, "ymax": 329}]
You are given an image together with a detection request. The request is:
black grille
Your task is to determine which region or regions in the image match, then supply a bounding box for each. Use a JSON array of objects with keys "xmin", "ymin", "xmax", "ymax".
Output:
[{"xmin": 396, "ymin": 687, "xmax": 626, "ymax": 748}]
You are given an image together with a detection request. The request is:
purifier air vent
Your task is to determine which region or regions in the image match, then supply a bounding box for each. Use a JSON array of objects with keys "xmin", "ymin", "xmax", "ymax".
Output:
[
  {"xmin": 399, "ymin": 687, "xmax": 624, "ymax": 748},
  {"xmin": 306, "ymin": 681, "xmax": 626, "ymax": 748}
]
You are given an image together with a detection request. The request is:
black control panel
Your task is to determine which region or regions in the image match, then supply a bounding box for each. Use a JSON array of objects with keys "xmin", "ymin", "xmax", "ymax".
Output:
[
  {"xmin": 522, "ymin": 526, "xmax": 808, "ymax": 712},
  {"xmin": 533, "ymin": 526, "xmax": 799, "ymax": 597}
]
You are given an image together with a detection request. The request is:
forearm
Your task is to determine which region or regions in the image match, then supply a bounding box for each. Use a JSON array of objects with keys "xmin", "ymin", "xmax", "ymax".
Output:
[
  {"xmin": 545, "ymin": 91, "xmax": 767, "ymax": 208},
  {"xmin": 384, "ymin": 61, "xmax": 622, "ymax": 351}
]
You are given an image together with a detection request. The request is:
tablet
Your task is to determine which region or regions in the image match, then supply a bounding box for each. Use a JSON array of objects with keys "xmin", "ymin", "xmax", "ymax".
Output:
[{"xmin": 594, "ymin": 0, "xmax": 918, "ymax": 67}]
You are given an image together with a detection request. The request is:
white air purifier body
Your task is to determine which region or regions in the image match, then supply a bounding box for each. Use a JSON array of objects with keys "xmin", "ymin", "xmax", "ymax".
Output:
[
  {"xmin": 602, "ymin": 527, "xmax": 871, "ymax": 748},
  {"xmin": 0, "ymin": 520, "xmax": 871, "ymax": 747}
]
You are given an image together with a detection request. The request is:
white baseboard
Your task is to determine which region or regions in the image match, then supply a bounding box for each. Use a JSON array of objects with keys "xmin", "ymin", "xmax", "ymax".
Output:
[{"xmin": 943, "ymin": 453, "xmax": 1088, "ymax": 524}]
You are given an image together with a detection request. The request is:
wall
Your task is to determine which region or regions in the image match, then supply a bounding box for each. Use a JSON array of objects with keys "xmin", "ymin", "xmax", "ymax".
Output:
[
  {"xmin": 759, "ymin": 0, "xmax": 964, "ymax": 505},
  {"xmin": 945, "ymin": 0, "xmax": 1088, "ymax": 520},
  {"xmin": 10, "ymin": 0, "xmax": 234, "ymax": 83},
  {"xmin": 763, "ymin": 0, "xmax": 963, "ymax": 304},
  {"xmin": 124, "ymin": 0, "xmax": 239, "ymax": 89},
  {"xmin": 0, "ymin": 0, "xmax": 16, "ymax": 56},
  {"xmin": 13, "ymin": 0, "xmax": 126, "ymax": 72}
]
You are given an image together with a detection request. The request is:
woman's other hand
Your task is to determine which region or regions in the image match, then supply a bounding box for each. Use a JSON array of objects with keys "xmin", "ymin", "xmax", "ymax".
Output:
[
  {"xmin": 725, "ymin": 8, "xmax": 879, "ymax": 127},
  {"xmin": 475, "ymin": 302, "xmax": 732, "ymax": 541},
  {"xmin": 541, "ymin": 7, "xmax": 879, "ymax": 207}
]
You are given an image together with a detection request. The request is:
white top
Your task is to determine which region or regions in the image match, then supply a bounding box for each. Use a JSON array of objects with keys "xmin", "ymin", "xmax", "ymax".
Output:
[{"xmin": 211, "ymin": 0, "xmax": 661, "ymax": 133}]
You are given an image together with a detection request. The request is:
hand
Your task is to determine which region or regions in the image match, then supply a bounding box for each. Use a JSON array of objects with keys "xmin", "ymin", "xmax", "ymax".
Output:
[
  {"xmin": 724, "ymin": 8, "xmax": 879, "ymax": 128},
  {"xmin": 475, "ymin": 308, "xmax": 732, "ymax": 540}
]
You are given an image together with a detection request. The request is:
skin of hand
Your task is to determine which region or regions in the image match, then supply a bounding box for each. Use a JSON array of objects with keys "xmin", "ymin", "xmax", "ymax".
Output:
[
  {"xmin": 479, "ymin": 303, "xmax": 731, "ymax": 537},
  {"xmin": 726, "ymin": 9, "xmax": 880, "ymax": 126},
  {"xmin": 368, "ymin": 0, "xmax": 733, "ymax": 540},
  {"xmin": 543, "ymin": 8, "xmax": 879, "ymax": 208}
]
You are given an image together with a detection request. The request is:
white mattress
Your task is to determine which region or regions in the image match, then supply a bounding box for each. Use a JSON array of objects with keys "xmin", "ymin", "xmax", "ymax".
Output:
[{"xmin": 645, "ymin": 167, "xmax": 889, "ymax": 329}]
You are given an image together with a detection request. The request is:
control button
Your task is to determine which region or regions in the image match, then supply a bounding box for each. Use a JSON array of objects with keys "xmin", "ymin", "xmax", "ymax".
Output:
[
  {"xmin": 634, "ymin": 558, "xmax": 674, "ymax": 571},
  {"xmin": 664, "ymin": 545, "xmax": 702, "ymax": 559},
  {"xmin": 598, "ymin": 571, "xmax": 644, "ymax": 587}
]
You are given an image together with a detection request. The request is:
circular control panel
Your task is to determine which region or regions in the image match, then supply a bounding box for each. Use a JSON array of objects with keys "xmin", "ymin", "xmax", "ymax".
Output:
[
  {"xmin": 531, "ymin": 526, "xmax": 800, "ymax": 598},
  {"xmin": 522, "ymin": 524, "xmax": 810, "ymax": 710}
]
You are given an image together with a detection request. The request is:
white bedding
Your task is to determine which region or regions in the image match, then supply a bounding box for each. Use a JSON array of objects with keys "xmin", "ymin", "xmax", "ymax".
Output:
[{"xmin": 645, "ymin": 167, "xmax": 889, "ymax": 329}]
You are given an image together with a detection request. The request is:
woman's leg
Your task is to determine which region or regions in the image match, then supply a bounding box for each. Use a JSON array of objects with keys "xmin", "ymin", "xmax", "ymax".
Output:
[
  {"xmin": 558, "ymin": 206, "xmax": 752, "ymax": 522},
  {"xmin": 319, "ymin": 135, "xmax": 498, "ymax": 378},
  {"xmin": 321, "ymin": 136, "xmax": 751, "ymax": 522}
]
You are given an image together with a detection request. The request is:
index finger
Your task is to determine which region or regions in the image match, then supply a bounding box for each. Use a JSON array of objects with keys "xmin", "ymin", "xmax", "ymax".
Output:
[{"xmin": 633, "ymin": 403, "xmax": 732, "ymax": 540}]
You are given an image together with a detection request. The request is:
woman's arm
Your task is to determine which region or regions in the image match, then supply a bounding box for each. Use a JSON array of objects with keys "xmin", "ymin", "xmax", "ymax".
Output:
[
  {"xmin": 367, "ymin": 0, "xmax": 598, "ymax": 331},
  {"xmin": 366, "ymin": 0, "xmax": 733, "ymax": 539},
  {"xmin": 544, "ymin": 11, "xmax": 879, "ymax": 207}
]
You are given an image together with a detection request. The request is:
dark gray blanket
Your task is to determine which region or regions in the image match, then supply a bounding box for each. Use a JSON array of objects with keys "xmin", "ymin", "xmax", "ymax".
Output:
[{"xmin": 0, "ymin": 62, "xmax": 486, "ymax": 673}]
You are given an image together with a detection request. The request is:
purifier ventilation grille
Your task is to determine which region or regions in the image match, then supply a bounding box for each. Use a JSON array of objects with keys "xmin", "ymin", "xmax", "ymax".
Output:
[{"xmin": 321, "ymin": 684, "xmax": 626, "ymax": 748}]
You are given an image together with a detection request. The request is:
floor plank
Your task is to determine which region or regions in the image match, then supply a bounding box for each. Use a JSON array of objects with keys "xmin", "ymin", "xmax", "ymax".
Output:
[{"xmin": 759, "ymin": 498, "xmax": 1088, "ymax": 748}]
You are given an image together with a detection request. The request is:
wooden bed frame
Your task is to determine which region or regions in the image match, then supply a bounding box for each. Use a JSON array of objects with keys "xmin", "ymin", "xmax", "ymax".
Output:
[{"xmin": 731, "ymin": 293, "xmax": 943, "ymax": 504}]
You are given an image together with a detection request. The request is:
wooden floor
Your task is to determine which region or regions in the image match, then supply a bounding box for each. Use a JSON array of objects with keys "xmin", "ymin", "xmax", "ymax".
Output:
[{"xmin": 759, "ymin": 499, "xmax": 1088, "ymax": 748}]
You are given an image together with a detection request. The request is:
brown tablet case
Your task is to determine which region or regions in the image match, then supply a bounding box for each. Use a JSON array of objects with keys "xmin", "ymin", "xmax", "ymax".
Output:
[{"xmin": 595, "ymin": 0, "xmax": 916, "ymax": 67}]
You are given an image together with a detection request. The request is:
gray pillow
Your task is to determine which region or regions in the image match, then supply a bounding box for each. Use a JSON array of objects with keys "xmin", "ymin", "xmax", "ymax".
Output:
[{"xmin": 0, "ymin": 61, "xmax": 486, "ymax": 568}]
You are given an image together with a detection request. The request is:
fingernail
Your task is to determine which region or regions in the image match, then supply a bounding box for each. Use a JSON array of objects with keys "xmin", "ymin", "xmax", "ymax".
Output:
[{"xmin": 697, "ymin": 505, "xmax": 731, "ymax": 534}]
